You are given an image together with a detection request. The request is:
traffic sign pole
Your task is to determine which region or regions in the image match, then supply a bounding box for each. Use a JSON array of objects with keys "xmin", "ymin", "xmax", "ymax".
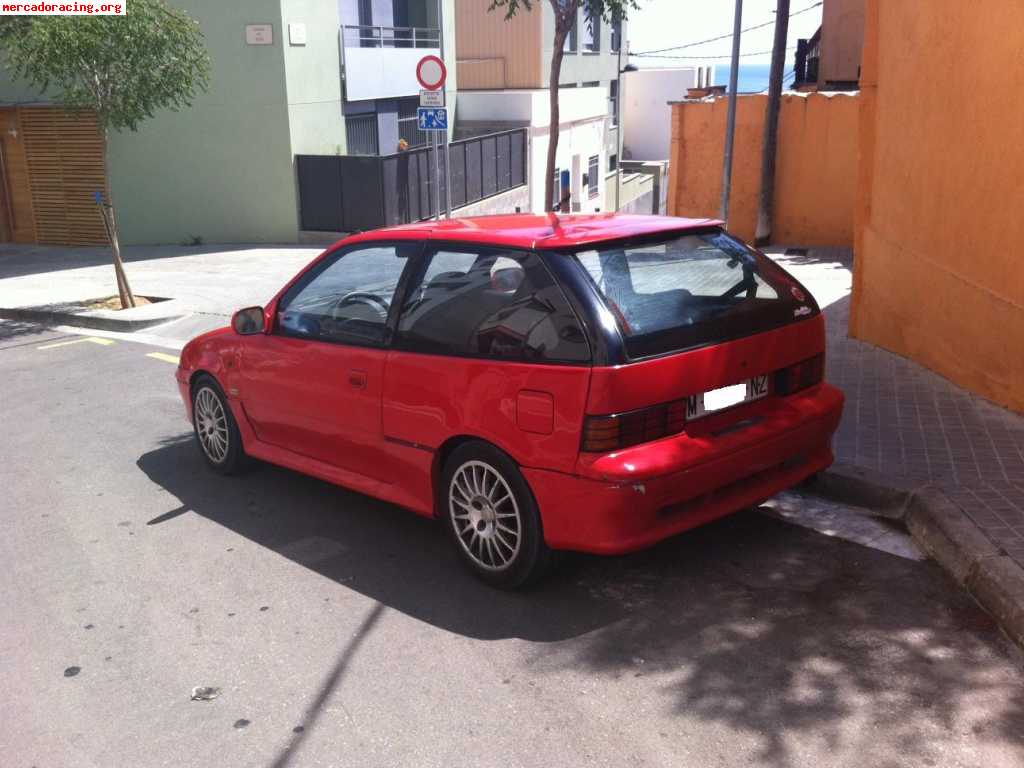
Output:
[
  {"xmin": 432, "ymin": 130, "xmax": 442, "ymax": 221},
  {"xmin": 444, "ymin": 131, "xmax": 452, "ymax": 219},
  {"xmin": 415, "ymin": 55, "xmax": 449, "ymax": 220}
]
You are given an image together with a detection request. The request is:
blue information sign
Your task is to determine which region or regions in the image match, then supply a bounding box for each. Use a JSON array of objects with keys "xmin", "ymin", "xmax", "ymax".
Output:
[{"xmin": 417, "ymin": 107, "xmax": 449, "ymax": 131}]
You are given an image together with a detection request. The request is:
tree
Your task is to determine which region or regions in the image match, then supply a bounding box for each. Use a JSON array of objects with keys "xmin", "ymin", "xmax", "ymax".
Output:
[
  {"xmin": 489, "ymin": 0, "xmax": 638, "ymax": 212},
  {"xmin": 0, "ymin": 2, "xmax": 210, "ymax": 308}
]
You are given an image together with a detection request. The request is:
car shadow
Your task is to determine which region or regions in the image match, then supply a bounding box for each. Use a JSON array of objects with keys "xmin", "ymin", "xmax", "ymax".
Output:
[
  {"xmin": 136, "ymin": 434, "xmax": 630, "ymax": 642},
  {"xmin": 138, "ymin": 433, "xmax": 1024, "ymax": 765}
]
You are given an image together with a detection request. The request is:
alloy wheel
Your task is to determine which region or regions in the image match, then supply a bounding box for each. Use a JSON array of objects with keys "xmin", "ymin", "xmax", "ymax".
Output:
[
  {"xmin": 448, "ymin": 459, "xmax": 522, "ymax": 571},
  {"xmin": 194, "ymin": 386, "xmax": 230, "ymax": 464}
]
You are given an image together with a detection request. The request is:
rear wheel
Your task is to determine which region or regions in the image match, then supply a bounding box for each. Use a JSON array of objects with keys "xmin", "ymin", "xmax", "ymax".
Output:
[
  {"xmin": 441, "ymin": 441, "xmax": 554, "ymax": 589},
  {"xmin": 192, "ymin": 374, "xmax": 246, "ymax": 475}
]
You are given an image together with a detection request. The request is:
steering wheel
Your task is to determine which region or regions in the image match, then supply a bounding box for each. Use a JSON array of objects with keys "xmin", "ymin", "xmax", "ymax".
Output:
[{"xmin": 331, "ymin": 291, "xmax": 390, "ymax": 322}]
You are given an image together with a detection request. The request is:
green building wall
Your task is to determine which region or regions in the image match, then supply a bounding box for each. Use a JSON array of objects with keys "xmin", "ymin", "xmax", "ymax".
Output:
[
  {"xmin": 107, "ymin": 0, "xmax": 338, "ymax": 244},
  {"xmin": 0, "ymin": 0, "xmax": 460, "ymax": 245}
]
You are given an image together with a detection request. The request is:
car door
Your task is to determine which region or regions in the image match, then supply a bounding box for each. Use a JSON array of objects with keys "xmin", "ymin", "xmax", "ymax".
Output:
[
  {"xmin": 383, "ymin": 245, "xmax": 593, "ymax": 474},
  {"xmin": 236, "ymin": 241, "xmax": 418, "ymax": 482}
]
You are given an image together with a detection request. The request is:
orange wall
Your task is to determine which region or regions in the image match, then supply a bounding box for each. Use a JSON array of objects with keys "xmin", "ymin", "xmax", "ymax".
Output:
[
  {"xmin": 667, "ymin": 92, "xmax": 858, "ymax": 245},
  {"xmin": 851, "ymin": 0, "xmax": 1024, "ymax": 413}
]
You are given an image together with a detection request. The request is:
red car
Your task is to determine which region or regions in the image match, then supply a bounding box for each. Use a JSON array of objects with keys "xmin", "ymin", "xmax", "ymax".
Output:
[{"xmin": 176, "ymin": 214, "xmax": 844, "ymax": 588}]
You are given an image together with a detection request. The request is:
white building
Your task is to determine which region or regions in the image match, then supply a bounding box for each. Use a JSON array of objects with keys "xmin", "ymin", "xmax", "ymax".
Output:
[
  {"xmin": 622, "ymin": 66, "xmax": 714, "ymax": 161},
  {"xmin": 458, "ymin": 86, "xmax": 612, "ymax": 214}
]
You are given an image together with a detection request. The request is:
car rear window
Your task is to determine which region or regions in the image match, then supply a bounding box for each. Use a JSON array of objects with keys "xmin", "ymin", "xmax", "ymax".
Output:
[{"xmin": 573, "ymin": 230, "xmax": 815, "ymax": 359}]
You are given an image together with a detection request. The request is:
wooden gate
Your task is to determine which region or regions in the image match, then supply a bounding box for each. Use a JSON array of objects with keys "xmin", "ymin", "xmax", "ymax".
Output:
[
  {"xmin": 0, "ymin": 107, "xmax": 36, "ymax": 244},
  {"xmin": 0, "ymin": 106, "xmax": 109, "ymax": 246}
]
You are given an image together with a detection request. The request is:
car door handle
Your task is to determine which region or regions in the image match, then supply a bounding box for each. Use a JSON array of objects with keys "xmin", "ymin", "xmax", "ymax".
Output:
[{"xmin": 348, "ymin": 370, "xmax": 367, "ymax": 389}]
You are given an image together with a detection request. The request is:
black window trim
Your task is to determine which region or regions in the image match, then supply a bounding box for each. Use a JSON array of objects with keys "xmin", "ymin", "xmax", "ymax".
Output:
[
  {"xmin": 273, "ymin": 239, "xmax": 426, "ymax": 350},
  {"xmin": 390, "ymin": 240, "xmax": 595, "ymax": 367}
]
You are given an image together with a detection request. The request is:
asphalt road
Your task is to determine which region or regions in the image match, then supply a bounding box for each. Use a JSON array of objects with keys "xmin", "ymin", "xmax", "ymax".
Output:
[{"xmin": 2, "ymin": 318, "xmax": 1023, "ymax": 768}]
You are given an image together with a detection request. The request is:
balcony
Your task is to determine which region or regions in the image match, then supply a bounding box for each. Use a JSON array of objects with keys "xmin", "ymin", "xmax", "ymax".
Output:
[{"xmin": 341, "ymin": 25, "xmax": 442, "ymax": 102}]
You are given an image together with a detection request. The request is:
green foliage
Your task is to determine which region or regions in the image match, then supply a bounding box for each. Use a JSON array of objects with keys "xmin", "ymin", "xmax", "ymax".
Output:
[{"xmin": 0, "ymin": 0, "xmax": 210, "ymax": 132}]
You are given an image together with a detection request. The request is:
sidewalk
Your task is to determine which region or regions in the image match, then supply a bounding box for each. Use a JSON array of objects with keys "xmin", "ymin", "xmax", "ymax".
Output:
[
  {"xmin": 768, "ymin": 247, "xmax": 1024, "ymax": 570},
  {"xmin": 0, "ymin": 242, "xmax": 320, "ymax": 344}
]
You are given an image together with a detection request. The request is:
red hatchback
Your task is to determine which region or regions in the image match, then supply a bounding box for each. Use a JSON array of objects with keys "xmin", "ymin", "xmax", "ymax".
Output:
[{"xmin": 176, "ymin": 214, "xmax": 844, "ymax": 587}]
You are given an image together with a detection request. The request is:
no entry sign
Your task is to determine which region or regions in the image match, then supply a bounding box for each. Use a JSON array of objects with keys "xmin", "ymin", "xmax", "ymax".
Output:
[{"xmin": 416, "ymin": 55, "xmax": 447, "ymax": 91}]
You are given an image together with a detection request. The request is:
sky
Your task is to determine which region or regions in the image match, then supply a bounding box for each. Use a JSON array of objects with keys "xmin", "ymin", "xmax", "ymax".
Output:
[{"xmin": 625, "ymin": 0, "xmax": 823, "ymax": 66}]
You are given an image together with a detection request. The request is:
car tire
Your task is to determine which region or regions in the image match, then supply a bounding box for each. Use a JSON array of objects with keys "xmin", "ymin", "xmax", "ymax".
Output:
[
  {"xmin": 191, "ymin": 374, "xmax": 247, "ymax": 475},
  {"xmin": 441, "ymin": 441, "xmax": 555, "ymax": 589}
]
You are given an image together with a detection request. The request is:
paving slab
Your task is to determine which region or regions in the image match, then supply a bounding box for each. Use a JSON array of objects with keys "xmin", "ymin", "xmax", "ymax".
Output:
[{"xmin": 0, "ymin": 241, "xmax": 323, "ymax": 341}]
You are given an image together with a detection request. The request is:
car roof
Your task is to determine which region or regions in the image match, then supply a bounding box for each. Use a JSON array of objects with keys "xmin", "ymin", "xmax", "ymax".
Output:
[{"xmin": 342, "ymin": 213, "xmax": 723, "ymax": 251}]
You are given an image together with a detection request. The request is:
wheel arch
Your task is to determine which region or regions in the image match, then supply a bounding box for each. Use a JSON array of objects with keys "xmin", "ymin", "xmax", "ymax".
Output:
[
  {"xmin": 431, "ymin": 434, "xmax": 537, "ymax": 518},
  {"xmin": 189, "ymin": 368, "xmax": 219, "ymax": 396}
]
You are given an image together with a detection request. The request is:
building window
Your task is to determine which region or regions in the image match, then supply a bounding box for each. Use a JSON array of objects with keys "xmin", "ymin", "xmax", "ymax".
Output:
[
  {"xmin": 552, "ymin": 167, "xmax": 561, "ymax": 210},
  {"xmin": 397, "ymin": 96, "xmax": 427, "ymax": 150},
  {"xmin": 611, "ymin": 13, "xmax": 622, "ymax": 52},
  {"xmin": 345, "ymin": 113, "xmax": 379, "ymax": 155},
  {"xmin": 609, "ymin": 80, "xmax": 618, "ymax": 125},
  {"xmin": 584, "ymin": 9, "xmax": 600, "ymax": 53},
  {"xmin": 608, "ymin": 153, "xmax": 617, "ymax": 172},
  {"xmin": 563, "ymin": 14, "xmax": 578, "ymax": 52},
  {"xmin": 588, "ymin": 155, "xmax": 599, "ymax": 199}
]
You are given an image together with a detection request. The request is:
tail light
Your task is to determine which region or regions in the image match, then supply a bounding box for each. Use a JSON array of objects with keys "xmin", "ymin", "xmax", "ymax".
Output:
[
  {"xmin": 775, "ymin": 353, "xmax": 824, "ymax": 396},
  {"xmin": 582, "ymin": 398, "xmax": 688, "ymax": 452}
]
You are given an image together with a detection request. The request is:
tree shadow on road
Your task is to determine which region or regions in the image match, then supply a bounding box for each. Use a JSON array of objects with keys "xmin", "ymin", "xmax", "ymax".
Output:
[
  {"xmin": 531, "ymin": 511, "xmax": 1024, "ymax": 766},
  {"xmin": 138, "ymin": 434, "xmax": 1024, "ymax": 766},
  {"xmin": 0, "ymin": 319, "xmax": 71, "ymax": 346}
]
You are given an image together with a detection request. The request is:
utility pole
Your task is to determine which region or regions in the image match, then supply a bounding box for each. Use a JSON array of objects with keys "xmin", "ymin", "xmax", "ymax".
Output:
[
  {"xmin": 614, "ymin": 37, "xmax": 623, "ymax": 212},
  {"xmin": 720, "ymin": 0, "xmax": 744, "ymax": 224},
  {"xmin": 756, "ymin": 0, "xmax": 790, "ymax": 245}
]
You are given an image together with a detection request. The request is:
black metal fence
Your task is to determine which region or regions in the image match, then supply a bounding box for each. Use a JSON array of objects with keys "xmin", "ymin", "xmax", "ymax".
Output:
[{"xmin": 297, "ymin": 128, "xmax": 527, "ymax": 233}]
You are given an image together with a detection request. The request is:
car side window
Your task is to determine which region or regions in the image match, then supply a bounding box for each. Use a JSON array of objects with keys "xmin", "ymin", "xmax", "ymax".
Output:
[
  {"xmin": 277, "ymin": 244, "xmax": 411, "ymax": 346},
  {"xmin": 396, "ymin": 247, "xmax": 590, "ymax": 363}
]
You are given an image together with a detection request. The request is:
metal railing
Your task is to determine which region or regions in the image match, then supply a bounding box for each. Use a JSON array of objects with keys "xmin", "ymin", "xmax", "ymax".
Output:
[
  {"xmin": 296, "ymin": 128, "xmax": 528, "ymax": 233},
  {"xmin": 341, "ymin": 24, "xmax": 440, "ymax": 49}
]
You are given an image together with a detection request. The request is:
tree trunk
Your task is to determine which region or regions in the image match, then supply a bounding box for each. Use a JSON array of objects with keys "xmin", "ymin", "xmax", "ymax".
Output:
[
  {"xmin": 545, "ymin": 17, "xmax": 570, "ymax": 212},
  {"xmin": 755, "ymin": 0, "xmax": 790, "ymax": 245},
  {"xmin": 102, "ymin": 129, "xmax": 135, "ymax": 309}
]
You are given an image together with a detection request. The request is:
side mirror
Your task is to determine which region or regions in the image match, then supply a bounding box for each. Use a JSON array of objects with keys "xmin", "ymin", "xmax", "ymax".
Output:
[{"xmin": 232, "ymin": 306, "xmax": 266, "ymax": 335}]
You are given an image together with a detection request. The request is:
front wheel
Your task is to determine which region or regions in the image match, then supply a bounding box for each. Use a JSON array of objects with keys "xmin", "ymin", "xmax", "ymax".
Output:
[
  {"xmin": 441, "ymin": 441, "xmax": 554, "ymax": 589},
  {"xmin": 191, "ymin": 375, "xmax": 247, "ymax": 475}
]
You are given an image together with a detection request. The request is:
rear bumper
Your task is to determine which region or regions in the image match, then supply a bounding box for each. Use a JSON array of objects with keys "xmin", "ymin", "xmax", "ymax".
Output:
[{"xmin": 524, "ymin": 383, "xmax": 844, "ymax": 554}]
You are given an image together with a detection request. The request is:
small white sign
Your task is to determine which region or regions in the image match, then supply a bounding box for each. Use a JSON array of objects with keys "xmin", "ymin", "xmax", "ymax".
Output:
[
  {"xmin": 288, "ymin": 23, "xmax": 307, "ymax": 46},
  {"xmin": 245, "ymin": 24, "xmax": 274, "ymax": 45},
  {"xmin": 419, "ymin": 89, "xmax": 444, "ymax": 107}
]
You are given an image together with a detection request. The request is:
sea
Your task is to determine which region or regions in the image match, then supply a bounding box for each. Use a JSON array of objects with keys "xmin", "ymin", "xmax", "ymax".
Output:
[{"xmin": 713, "ymin": 63, "xmax": 789, "ymax": 94}]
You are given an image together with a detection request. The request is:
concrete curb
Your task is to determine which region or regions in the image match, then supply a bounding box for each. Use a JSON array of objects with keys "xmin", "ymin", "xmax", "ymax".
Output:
[
  {"xmin": 809, "ymin": 461, "xmax": 915, "ymax": 518},
  {"xmin": 0, "ymin": 305, "xmax": 184, "ymax": 333},
  {"xmin": 814, "ymin": 465, "xmax": 1024, "ymax": 648}
]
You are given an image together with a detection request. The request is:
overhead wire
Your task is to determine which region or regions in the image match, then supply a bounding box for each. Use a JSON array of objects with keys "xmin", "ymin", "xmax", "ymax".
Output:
[{"xmin": 629, "ymin": 2, "xmax": 822, "ymax": 57}]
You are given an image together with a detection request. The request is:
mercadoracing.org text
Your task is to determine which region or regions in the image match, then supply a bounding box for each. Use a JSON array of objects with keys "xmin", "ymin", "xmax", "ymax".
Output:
[{"xmin": 2, "ymin": 2, "xmax": 125, "ymax": 14}]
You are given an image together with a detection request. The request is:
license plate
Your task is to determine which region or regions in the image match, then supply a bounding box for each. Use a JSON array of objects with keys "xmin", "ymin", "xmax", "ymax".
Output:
[{"xmin": 685, "ymin": 375, "xmax": 769, "ymax": 421}]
